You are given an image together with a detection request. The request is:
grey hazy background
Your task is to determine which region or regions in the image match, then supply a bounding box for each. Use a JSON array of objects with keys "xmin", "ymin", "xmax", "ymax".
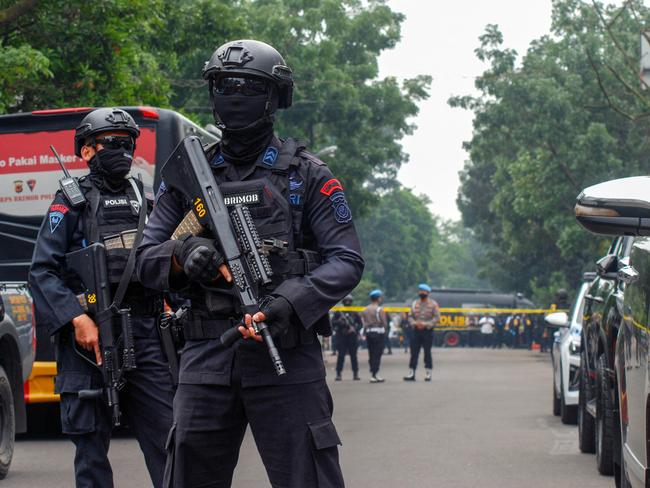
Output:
[{"xmin": 379, "ymin": 0, "xmax": 553, "ymax": 221}]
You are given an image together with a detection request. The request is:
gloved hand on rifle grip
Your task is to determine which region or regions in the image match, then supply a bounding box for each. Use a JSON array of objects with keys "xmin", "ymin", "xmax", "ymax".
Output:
[
  {"xmin": 174, "ymin": 234, "xmax": 224, "ymax": 283},
  {"xmin": 261, "ymin": 296, "xmax": 293, "ymax": 337},
  {"xmin": 240, "ymin": 296, "xmax": 294, "ymax": 342}
]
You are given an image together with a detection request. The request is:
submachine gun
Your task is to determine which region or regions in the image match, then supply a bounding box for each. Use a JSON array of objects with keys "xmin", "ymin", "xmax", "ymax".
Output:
[
  {"xmin": 161, "ymin": 136, "xmax": 286, "ymax": 376},
  {"xmin": 66, "ymin": 244, "xmax": 136, "ymax": 426}
]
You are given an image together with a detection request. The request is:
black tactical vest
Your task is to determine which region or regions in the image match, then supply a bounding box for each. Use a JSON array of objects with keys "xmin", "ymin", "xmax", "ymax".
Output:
[
  {"xmin": 177, "ymin": 138, "xmax": 320, "ymax": 317},
  {"xmin": 80, "ymin": 178, "xmax": 151, "ymax": 287}
]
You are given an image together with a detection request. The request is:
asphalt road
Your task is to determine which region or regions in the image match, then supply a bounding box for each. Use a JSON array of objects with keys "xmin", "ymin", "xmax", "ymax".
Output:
[{"xmin": 6, "ymin": 347, "xmax": 612, "ymax": 488}]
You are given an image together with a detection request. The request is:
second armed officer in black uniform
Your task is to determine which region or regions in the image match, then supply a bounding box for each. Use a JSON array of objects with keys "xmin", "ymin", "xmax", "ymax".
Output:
[
  {"xmin": 332, "ymin": 294, "xmax": 362, "ymax": 381},
  {"xmin": 29, "ymin": 108, "xmax": 174, "ymax": 488},
  {"xmin": 136, "ymin": 40, "xmax": 364, "ymax": 488}
]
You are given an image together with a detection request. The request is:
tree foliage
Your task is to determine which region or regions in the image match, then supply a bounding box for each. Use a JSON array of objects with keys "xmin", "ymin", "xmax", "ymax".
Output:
[
  {"xmin": 450, "ymin": 0, "xmax": 650, "ymax": 299},
  {"xmin": 0, "ymin": 0, "xmax": 430, "ymax": 215},
  {"xmin": 0, "ymin": 0, "xmax": 170, "ymax": 109},
  {"xmin": 356, "ymin": 188, "xmax": 435, "ymax": 299},
  {"xmin": 429, "ymin": 221, "xmax": 488, "ymax": 290},
  {"xmin": 356, "ymin": 188, "xmax": 485, "ymax": 300}
]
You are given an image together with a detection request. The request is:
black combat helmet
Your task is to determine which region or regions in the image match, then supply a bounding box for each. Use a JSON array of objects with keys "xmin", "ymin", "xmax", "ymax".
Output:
[
  {"xmin": 74, "ymin": 108, "xmax": 140, "ymax": 157},
  {"xmin": 202, "ymin": 40, "xmax": 294, "ymax": 109}
]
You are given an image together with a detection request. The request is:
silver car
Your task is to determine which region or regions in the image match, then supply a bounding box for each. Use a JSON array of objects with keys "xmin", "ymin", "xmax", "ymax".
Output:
[{"xmin": 548, "ymin": 273, "xmax": 595, "ymax": 424}]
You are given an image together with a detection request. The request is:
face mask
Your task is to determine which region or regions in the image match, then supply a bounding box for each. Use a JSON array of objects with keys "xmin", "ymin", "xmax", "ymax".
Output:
[
  {"xmin": 89, "ymin": 147, "xmax": 133, "ymax": 180},
  {"xmin": 213, "ymin": 93, "xmax": 270, "ymax": 130},
  {"xmin": 419, "ymin": 293, "xmax": 428, "ymax": 299}
]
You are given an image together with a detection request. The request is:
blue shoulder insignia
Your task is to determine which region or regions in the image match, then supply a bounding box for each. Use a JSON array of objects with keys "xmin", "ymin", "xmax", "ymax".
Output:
[{"xmin": 262, "ymin": 147, "xmax": 279, "ymax": 166}]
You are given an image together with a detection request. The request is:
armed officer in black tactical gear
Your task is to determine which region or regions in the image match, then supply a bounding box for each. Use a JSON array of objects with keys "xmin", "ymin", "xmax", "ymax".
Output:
[
  {"xmin": 29, "ymin": 108, "xmax": 174, "ymax": 488},
  {"xmin": 136, "ymin": 39, "xmax": 364, "ymax": 488},
  {"xmin": 332, "ymin": 294, "xmax": 362, "ymax": 381}
]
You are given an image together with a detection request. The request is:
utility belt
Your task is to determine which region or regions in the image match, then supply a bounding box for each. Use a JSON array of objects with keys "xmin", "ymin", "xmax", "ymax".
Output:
[
  {"xmin": 123, "ymin": 296, "xmax": 163, "ymax": 317},
  {"xmin": 76, "ymin": 292, "xmax": 162, "ymax": 317},
  {"xmin": 181, "ymin": 310, "xmax": 317, "ymax": 348},
  {"xmin": 365, "ymin": 327, "xmax": 386, "ymax": 335},
  {"xmin": 184, "ymin": 315, "xmax": 235, "ymax": 341}
]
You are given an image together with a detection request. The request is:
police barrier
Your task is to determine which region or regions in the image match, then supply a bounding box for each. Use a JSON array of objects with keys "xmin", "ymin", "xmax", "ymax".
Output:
[{"xmin": 331, "ymin": 306, "xmax": 567, "ymax": 347}]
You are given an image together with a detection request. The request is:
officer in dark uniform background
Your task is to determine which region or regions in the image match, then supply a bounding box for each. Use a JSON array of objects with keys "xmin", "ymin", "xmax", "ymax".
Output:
[
  {"xmin": 332, "ymin": 294, "xmax": 362, "ymax": 381},
  {"xmin": 136, "ymin": 39, "xmax": 364, "ymax": 488},
  {"xmin": 29, "ymin": 108, "xmax": 174, "ymax": 488}
]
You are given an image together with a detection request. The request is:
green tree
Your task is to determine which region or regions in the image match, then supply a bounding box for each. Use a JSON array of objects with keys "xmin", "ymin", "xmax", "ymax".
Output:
[
  {"xmin": 450, "ymin": 1, "xmax": 650, "ymax": 300},
  {"xmin": 0, "ymin": 0, "xmax": 171, "ymax": 109},
  {"xmin": 429, "ymin": 221, "xmax": 488, "ymax": 289},
  {"xmin": 356, "ymin": 187, "xmax": 436, "ymax": 299},
  {"xmin": 1, "ymin": 0, "xmax": 430, "ymax": 217},
  {"xmin": 164, "ymin": 0, "xmax": 431, "ymax": 214}
]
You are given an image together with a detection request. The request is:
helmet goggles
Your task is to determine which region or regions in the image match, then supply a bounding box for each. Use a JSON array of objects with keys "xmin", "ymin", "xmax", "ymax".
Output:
[
  {"xmin": 213, "ymin": 77, "xmax": 269, "ymax": 97},
  {"xmin": 92, "ymin": 135, "xmax": 136, "ymax": 152}
]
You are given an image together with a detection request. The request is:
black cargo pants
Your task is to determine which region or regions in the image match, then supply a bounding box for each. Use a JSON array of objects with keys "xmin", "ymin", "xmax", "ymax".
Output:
[
  {"xmin": 164, "ymin": 372, "xmax": 344, "ymax": 487},
  {"xmin": 336, "ymin": 335, "xmax": 359, "ymax": 376},
  {"xmin": 408, "ymin": 328, "xmax": 433, "ymax": 370},
  {"xmin": 57, "ymin": 316, "xmax": 174, "ymax": 488},
  {"xmin": 366, "ymin": 333, "xmax": 384, "ymax": 375}
]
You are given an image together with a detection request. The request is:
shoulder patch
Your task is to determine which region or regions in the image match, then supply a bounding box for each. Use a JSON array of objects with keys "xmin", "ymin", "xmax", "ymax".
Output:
[
  {"xmin": 329, "ymin": 191, "xmax": 352, "ymax": 224},
  {"xmin": 320, "ymin": 178, "xmax": 343, "ymax": 196},
  {"xmin": 154, "ymin": 181, "xmax": 167, "ymax": 206},
  {"xmin": 48, "ymin": 203, "xmax": 69, "ymax": 233},
  {"xmin": 211, "ymin": 153, "xmax": 225, "ymax": 167},
  {"xmin": 262, "ymin": 147, "xmax": 279, "ymax": 166}
]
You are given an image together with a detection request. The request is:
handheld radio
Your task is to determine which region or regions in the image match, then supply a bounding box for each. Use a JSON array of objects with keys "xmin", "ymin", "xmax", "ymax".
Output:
[{"xmin": 51, "ymin": 145, "xmax": 86, "ymax": 207}]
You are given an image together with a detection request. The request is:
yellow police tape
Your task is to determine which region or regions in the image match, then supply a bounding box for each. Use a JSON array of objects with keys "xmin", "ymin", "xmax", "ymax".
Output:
[{"xmin": 331, "ymin": 306, "xmax": 565, "ymax": 314}]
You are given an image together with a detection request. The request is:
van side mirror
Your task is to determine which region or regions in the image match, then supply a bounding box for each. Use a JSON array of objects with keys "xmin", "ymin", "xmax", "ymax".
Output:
[
  {"xmin": 575, "ymin": 176, "xmax": 650, "ymax": 236},
  {"xmin": 545, "ymin": 312, "xmax": 569, "ymax": 328}
]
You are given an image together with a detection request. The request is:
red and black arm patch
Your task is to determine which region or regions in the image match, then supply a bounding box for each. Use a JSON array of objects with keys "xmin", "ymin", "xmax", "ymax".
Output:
[
  {"xmin": 48, "ymin": 203, "xmax": 70, "ymax": 233},
  {"xmin": 319, "ymin": 178, "xmax": 343, "ymax": 197},
  {"xmin": 315, "ymin": 178, "xmax": 352, "ymax": 224}
]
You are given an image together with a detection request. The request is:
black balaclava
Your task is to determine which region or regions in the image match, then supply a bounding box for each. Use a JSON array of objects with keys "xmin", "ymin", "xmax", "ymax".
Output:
[
  {"xmin": 88, "ymin": 147, "xmax": 133, "ymax": 192},
  {"xmin": 419, "ymin": 292, "xmax": 429, "ymax": 300},
  {"xmin": 212, "ymin": 83, "xmax": 279, "ymax": 165}
]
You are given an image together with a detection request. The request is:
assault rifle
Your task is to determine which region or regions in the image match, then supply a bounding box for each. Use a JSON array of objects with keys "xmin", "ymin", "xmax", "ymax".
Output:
[
  {"xmin": 161, "ymin": 136, "xmax": 286, "ymax": 376},
  {"xmin": 66, "ymin": 243, "xmax": 136, "ymax": 426}
]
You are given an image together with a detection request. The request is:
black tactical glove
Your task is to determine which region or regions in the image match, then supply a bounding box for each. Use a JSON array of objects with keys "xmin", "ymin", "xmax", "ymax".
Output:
[
  {"xmin": 174, "ymin": 234, "xmax": 224, "ymax": 282},
  {"xmin": 259, "ymin": 296, "xmax": 294, "ymax": 337}
]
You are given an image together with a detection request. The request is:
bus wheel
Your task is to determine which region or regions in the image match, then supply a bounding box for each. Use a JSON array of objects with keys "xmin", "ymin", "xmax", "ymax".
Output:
[{"xmin": 443, "ymin": 332, "xmax": 460, "ymax": 347}]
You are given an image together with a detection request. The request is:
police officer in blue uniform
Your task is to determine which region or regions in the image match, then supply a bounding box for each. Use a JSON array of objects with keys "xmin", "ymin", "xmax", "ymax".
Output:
[
  {"xmin": 136, "ymin": 40, "xmax": 364, "ymax": 488},
  {"xmin": 29, "ymin": 108, "xmax": 174, "ymax": 488}
]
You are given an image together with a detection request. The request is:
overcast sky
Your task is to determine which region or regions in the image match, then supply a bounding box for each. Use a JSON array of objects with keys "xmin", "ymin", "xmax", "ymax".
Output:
[{"xmin": 378, "ymin": 0, "xmax": 553, "ymax": 221}]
